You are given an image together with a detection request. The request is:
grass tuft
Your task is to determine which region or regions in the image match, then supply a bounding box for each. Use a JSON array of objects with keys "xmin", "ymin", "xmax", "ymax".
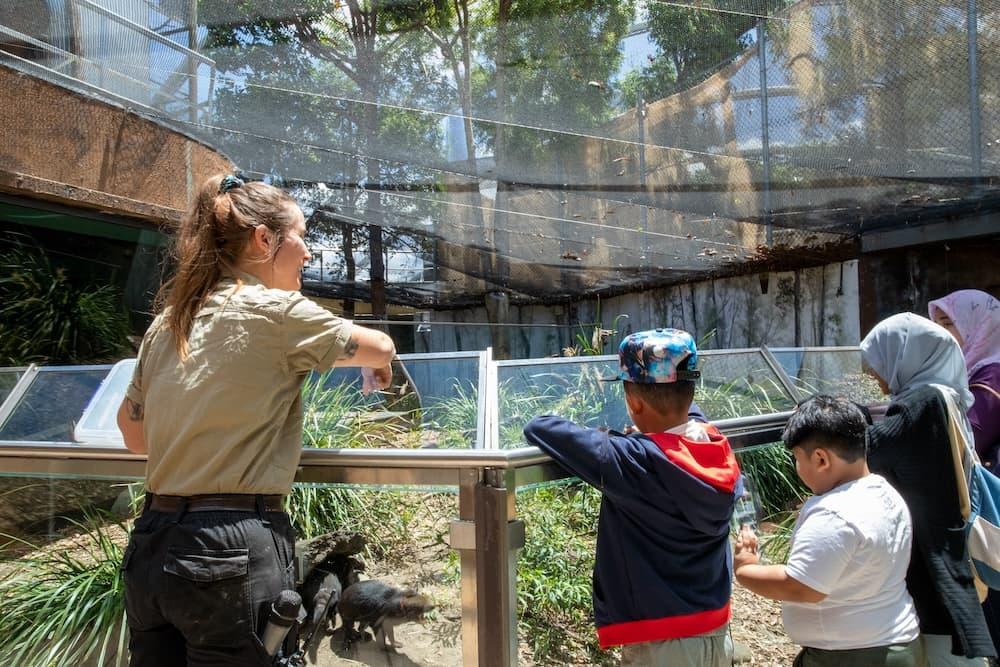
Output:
[{"xmin": 0, "ymin": 513, "xmax": 129, "ymax": 667}]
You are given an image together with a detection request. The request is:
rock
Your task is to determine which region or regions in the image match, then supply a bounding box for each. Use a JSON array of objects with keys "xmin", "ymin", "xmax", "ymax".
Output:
[
  {"xmin": 296, "ymin": 531, "xmax": 366, "ymax": 582},
  {"xmin": 0, "ymin": 477, "xmax": 122, "ymax": 534},
  {"xmin": 732, "ymin": 638, "xmax": 752, "ymax": 663}
]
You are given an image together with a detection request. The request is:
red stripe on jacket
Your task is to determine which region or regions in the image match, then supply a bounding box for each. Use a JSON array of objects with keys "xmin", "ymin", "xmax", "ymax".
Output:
[
  {"xmin": 647, "ymin": 425, "xmax": 740, "ymax": 493},
  {"xmin": 597, "ymin": 601, "xmax": 731, "ymax": 648}
]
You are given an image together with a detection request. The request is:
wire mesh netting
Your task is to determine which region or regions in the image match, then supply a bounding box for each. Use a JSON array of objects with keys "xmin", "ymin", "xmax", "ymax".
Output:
[{"xmin": 2, "ymin": 0, "xmax": 997, "ymax": 308}]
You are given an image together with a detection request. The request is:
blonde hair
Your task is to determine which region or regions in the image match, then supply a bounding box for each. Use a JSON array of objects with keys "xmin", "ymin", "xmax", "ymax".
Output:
[{"xmin": 157, "ymin": 174, "xmax": 298, "ymax": 358}]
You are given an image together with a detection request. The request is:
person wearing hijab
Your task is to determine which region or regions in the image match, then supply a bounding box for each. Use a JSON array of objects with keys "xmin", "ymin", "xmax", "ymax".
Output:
[
  {"xmin": 929, "ymin": 290, "xmax": 1000, "ymax": 470},
  {"xmin": 861, "ymin": 313, "xmax": 995, "ymax": 665},
  {"xmin": 929, "ymin": 290, "xmax": 1000, "ymax": 660}
]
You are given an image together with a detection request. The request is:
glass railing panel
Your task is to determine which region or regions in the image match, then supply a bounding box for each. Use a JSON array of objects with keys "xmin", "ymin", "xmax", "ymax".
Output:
[
  {"xmin": 286, "ymin": 482, "xmax": 463, "ymax": 665},
  {"xmin": 513, "ymin": 435, "xmax": 807, "ymax": 662},
  {"xmin": 496, "ymin": 356, "xmax": 624, "ymax": 449},
  {"xmin": 770, "ymin": 348, "xmax": 883, "ymax": 403},
  {"xmin": 303, "ymin": 353, "xmax": 481, "ymax": 450},
  {"xmin": 696, "ymin": 350, "xmax": 798, "ymax": 419},
  {"xmin": 0, "ymin": 470, "xmax": 462, "ymax": 666},
  {"xmin": 0, "ymin": 472, "xmax": 142, "ymax": 665},
  {"xmin": 496, "ymin": 350, "xmax": 797, "ymax": 449},
  {"xmin": 0, "ymin": 367, "xmax": 110, "ymax": 442},
  {"xmin": 0, "ymin": 369, "xmax": 24, "ymax": 406}
]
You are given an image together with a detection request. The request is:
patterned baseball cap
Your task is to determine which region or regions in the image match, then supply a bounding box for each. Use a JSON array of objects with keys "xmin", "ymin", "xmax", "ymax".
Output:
[{"xmin": 603, "ymin": 328, "xmax": 701, "ymax": 383}]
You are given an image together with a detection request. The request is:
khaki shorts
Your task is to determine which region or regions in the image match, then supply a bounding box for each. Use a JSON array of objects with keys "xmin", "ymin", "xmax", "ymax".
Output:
[
  {"xmin": 919, "ymin": 634, "xmax": 990, "ymax": 666},
  {"xmin": 620, "ymin": 625, "xmax": 732, "ymax": 667},
  {"xmin": 793, "ymin": 636, "xmax": 927, "ymax": 667}
]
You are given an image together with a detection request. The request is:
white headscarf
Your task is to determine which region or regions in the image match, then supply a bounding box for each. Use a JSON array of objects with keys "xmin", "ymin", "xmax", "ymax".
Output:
[{"xmin": 860, "ymin": 312, "xmax": 975, "ymax": 412}]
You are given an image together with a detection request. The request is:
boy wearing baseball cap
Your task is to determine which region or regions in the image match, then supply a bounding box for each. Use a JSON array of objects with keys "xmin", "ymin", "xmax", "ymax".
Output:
[{"xmin": 524, "ymin": 329, "xmax": 740, "ymax": 666}]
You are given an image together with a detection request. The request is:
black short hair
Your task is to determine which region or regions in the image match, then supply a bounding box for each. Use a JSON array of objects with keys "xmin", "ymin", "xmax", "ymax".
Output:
[
  {"xmin": 782, "ymin": 395, "xmax": 870, "ymax": 463},
  {"xmin": 624, "ymin": 380, "xmax": 696, "ymax": 415}
]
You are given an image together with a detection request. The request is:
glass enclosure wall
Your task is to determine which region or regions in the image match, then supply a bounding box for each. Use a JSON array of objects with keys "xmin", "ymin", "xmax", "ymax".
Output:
[
  {"xmin": 0, "ymin": 347, "xmax": 865, "ymax": 666},
  {"xmin": 0, "ymin": 347, "xmax": 863, "ymax": 450},
  {"xmin": 495, "ymin": 348, "xmax": 805, "ymax": 449},
  {"xmin": 0, "ymin": 470, "xmax": 465, "ymax": 667}
]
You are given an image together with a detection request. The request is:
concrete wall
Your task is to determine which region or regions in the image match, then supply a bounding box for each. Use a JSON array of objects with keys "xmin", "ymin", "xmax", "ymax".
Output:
[{"xmin": 416, "ymin": 260, "xmax": 860, "ymax": 357}]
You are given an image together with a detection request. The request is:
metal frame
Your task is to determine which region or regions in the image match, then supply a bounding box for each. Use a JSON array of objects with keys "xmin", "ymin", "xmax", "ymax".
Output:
[
  {"xmin": 72, "ymin": 0, "xmax": 213, "ymax": 66},
  {"xmin": 0, "ymin": 364, "xmax": 39, "ymax": 432},
  {"xmin": 769, "ymin": 346, "xmax": 861, "ymax": 353},
  {"xmin": 757, "ymin": 19, "xmax": 773, "ymax": 247},
  {"xmin": 760, "ymin": 345, "xmax": 803, "ymax": 404},
  {"xmin": 475, "ymin": 348, "xmax": 491, "ymax": 450},
  {"xmin": 0, "ymin": 347, "xmax": 870, "ymax": 666},
  {"xmin": 0, "ymin": 3, "xmax": 215, "ymax": 127},
  {"xmin": 0, "ymin": 411, "xmax": 797, "ymax": 667},
  {"xmin": 967, "ymin": 0, "xmax": 982, "ymax": 181}
]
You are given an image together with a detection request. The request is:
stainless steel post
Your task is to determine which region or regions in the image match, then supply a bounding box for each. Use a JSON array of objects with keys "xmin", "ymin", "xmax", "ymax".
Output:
[
  {"xmin": 475, "ymin": 468, "xmax": 524, "ymax": 667},
  {"xmin": 452, "ymin": 467, "xmax": 482, "ymax": 667},
  {"xmin": 637, "ymin": 96, "xmax": 649, "ymax": 261},
  {"xmin": 188, "ymin": 0, "xmax": 198, "ymax": 123}
]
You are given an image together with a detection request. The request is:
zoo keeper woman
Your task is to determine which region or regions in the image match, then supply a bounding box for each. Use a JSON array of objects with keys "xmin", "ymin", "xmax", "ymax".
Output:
[{"xmin": 116, "ymin": 173, "xmax": 396, "ymax": 666}]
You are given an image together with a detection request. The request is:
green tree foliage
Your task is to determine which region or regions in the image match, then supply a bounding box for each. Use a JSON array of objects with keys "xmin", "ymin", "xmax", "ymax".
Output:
[
  {"xmin": 200, "ymin": 0, "xmax": 448, "ymax": 317},
  {"xmin": 474, "ymin": 0, "xmax": 633, "ymax": 164},
  {"xmin": 621, "ymin": 1, "xmax": 788, "ymax": 107}
]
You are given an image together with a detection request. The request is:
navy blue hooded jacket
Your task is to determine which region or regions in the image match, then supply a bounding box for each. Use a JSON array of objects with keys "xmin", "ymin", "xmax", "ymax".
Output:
[{"xmin": 523, "ymin": 414, "xmax": 739, "ymax": 648}]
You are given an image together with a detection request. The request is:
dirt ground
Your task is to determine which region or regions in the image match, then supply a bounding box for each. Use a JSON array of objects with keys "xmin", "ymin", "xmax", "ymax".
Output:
[
  {"xmin": 3, "ymin": 521, "xmax": 800, "ymax": 667},
  {"xmin": 299, "ymin": 547, "xmax": 799, "ymax": 667}
]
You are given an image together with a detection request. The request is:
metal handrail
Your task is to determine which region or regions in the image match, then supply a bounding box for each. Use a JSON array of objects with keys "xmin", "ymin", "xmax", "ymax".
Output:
[
  {"xmin": 0, "ymin": 409, "xmax": 799, "ymax": 472},
  {"xmin": 0, "ymin": 404, "xmax": 896, "ymax": 492},
  {"xmin": 0, "ymin": 405, "xmax": 882, "ymax": 667}
]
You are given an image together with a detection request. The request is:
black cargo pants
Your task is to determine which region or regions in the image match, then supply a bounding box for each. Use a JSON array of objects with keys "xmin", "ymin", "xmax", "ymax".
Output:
[{"xmin": 122, "ymin": 500, "xmax": 296, "ymax": 666}]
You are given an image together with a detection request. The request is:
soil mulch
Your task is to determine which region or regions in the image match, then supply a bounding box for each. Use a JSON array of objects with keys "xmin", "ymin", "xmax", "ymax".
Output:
[
  {"xmin": 2, "ymin": 518, "xmax": 802, "ymax": 666},
  {"xmin": 731, "ymin": 581, "xmax": 800, "ymax": 666}
]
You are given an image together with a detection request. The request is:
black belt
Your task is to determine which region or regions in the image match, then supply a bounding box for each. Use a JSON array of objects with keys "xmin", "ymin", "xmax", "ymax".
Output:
[{"xmin": 148, "ymin": 493, "xmax": 285, "ymax": 514}]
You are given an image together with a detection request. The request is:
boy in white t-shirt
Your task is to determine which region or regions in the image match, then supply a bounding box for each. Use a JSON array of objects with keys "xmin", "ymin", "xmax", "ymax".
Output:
[{"xmin": 734, "ymin": 395, "xmax": 926, "ymax": 667}]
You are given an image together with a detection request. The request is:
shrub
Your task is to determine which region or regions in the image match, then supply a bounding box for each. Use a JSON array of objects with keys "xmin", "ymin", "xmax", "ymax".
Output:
[
  {"xmin": 0, "ymin": 514, "xmax": 128, "ymax": 667},
  {"xmin": 516, "ymin": 483, "xmax": 613, "ymax": 665},
  {"xmin": 0, "ymin": 238, "xmax": 131, "ymax": 365}
]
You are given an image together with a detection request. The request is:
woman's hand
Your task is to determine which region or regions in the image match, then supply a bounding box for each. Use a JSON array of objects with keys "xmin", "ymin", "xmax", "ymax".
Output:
[{"xmin": 361, "ymin": 365, "xmax": 393, "ymax": 396}]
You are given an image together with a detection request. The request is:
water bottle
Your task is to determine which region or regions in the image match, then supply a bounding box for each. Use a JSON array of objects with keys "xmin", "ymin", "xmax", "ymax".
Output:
[{"xmin": 732, "ymin": 474, "xmax": 760, "ymax": 532}]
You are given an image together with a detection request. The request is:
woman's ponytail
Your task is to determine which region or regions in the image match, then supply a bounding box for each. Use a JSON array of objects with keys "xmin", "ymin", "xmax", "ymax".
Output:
[{"xmin": 156, "ymin": 174, "xmax": 296, "ymax": 359}]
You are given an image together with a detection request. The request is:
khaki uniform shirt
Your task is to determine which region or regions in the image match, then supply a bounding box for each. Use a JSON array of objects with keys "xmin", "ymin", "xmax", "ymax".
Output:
[{"xmin": 126, "ymin": 273, "xmax": 352, "ymax": 495}]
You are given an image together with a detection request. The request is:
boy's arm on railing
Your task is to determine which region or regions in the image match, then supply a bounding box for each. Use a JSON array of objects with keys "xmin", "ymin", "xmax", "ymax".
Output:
[{"xmin": 523, "ymin": 416, "xmax": 609, "ymax": 489}]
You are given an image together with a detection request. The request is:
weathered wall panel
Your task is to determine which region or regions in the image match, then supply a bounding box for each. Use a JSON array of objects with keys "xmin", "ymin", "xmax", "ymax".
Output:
[
  {"xmin": 860, "ymin": 236, "xmax": 1000, "ymax": 335},
  {"xmin": 417, "ymin": 260, "xmax": 860, "ymax": 357},
  {"xmin": 0, "ymin": 65, "xmax": 232, "ymax": 224}
]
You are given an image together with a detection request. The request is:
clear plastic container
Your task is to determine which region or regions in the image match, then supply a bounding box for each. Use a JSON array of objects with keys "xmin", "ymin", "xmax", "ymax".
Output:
[{"xmin": 73, "ymin": 359, "xmax": 136, "ymax": 447}]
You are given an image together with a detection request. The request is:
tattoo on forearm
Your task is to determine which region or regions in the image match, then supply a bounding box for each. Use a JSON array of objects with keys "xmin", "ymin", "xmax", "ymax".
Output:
[
  {"xmin": 338, "ymin": 337, "xmax": 359, "ymax": 360},
  {"xmin": 126, "ymin": 398, "xmax": 144, "ymax": 421}
]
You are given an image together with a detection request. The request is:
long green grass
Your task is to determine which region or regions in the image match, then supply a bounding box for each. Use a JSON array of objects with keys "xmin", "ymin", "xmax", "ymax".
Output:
[
  {"xmin": 0, "ymin": 514, "xmax": 128, "ymax": 667},
  {"xmin": 0, "ymin": 238, "xmax": 131, "ymax": 366},
  {"xmin": 423, "ymin": 380, "xmax": 479, "ymax": 449},
  {"xmin": 290, "ymin": 370, "xmax": 434, "ymax": 561}
]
